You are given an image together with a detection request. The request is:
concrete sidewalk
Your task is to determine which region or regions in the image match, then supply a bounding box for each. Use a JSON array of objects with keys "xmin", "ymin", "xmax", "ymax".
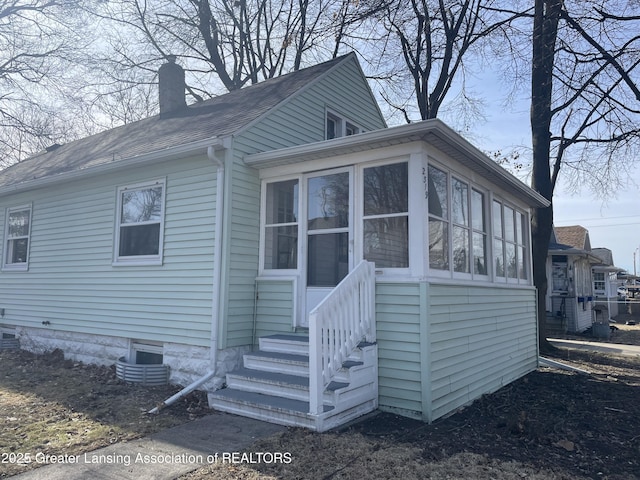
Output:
[
  {"xmin": 549, "ymin": 338, "xmax": 640, "ymax": 357},
  {"xmin": 9, "ymin": 412, "xmax": 285, "ymax": 480}
]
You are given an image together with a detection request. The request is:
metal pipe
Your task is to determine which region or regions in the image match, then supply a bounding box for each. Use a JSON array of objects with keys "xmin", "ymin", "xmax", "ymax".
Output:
[
  {"xmin": 148, "ymin": 370, "xmax": 216, "ymax": 414},
  {"xmin": 148, "ymin": 140, "xmax": 230, "ymax": 415},
  {"xmin": 539, "ymin": 356, "xmax": 591, "ymax": 375},
  {"xmin": 208, "ymin": 142, "xmax": 228, "ymax": 383}
]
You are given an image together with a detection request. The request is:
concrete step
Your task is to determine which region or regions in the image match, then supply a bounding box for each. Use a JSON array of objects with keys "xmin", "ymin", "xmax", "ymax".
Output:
[
  {"xmin": 209, "ymin": 389, "xmax": 333, "ymax": 429},
  {"xmin": 259, "ymin": 334, "xmax": 309, "ymax": 355},
  {"xmin": 243, "ymin": 351, "xmax": 310, "ymax": 376},
  {"xmin": 226, "ymin": 368, "xmax": 310, "ymax": 401},
  {"xmin": 226, "ymin": 367, "xmax": 350, "ymax": 403}
]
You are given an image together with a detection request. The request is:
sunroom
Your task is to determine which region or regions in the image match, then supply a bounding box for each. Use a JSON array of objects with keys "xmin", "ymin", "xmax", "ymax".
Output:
[
  {"xmin": 250, "ymin": 120, "xmax": 540, "ymax": 320},
  {"xmin": 210, "ymin": 119, "xmax": 548, "ymax": 430}
]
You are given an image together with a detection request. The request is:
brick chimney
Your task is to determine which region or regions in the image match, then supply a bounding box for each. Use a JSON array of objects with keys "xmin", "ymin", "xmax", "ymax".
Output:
[{"xmin": 158, "ymin": 55, "xmax": 186, "ymax": 116}]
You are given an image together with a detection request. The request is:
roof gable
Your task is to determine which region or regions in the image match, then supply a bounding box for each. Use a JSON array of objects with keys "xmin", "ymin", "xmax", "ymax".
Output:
[
  {"xmin": 592, "ymin": 247, "xmax": 614, "ymax": 266},
  {"xmin": 0, "ymin": 54, "xmax": 356, "ymax": 192},
  {"xmin": 555, "ymin": 225, "xmax": 591, "ymax": 251}
]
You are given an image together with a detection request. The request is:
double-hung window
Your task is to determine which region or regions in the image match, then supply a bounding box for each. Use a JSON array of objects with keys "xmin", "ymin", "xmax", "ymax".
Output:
[
  {"xmin": 593, "ymin": 271, "xmax": 605, "ymax": 294},
  {"xmin": 363, "ymin": 162, "xmax": 409, "ymax": 268},
  {"xmin": 115, "ymin": 179, "xmax": 165, "ymax": 265},
  {"xmin": 4, "ymin": 205, "xmax": 32, "ymax": 270}
]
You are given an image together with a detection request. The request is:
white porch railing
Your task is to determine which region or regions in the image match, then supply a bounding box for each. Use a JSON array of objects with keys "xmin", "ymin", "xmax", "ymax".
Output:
[{"xmin": 308, "ymin": 260, "xmax": 376, "ymax": 415}]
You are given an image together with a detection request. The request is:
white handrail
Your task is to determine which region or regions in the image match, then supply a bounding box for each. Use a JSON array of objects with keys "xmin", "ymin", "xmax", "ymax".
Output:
[{"xmin": 308, "ymin": 260, "xmax": 376, "ymax": 415}]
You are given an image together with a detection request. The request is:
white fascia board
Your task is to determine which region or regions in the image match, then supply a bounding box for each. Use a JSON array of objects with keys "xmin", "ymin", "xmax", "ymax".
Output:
[
  {"xmin": 245, "ymin": 119, "xmax": 550, "ymax": 209},
  {"xmin": 0, "ymin": 137, "xmax": 227, "ymax": 197}
]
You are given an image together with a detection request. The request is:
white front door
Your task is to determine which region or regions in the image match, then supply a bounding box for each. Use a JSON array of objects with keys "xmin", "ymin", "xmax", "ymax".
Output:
[{"xmin": 300, "ymin": 167, "xmax": 353, "ymax": 327}]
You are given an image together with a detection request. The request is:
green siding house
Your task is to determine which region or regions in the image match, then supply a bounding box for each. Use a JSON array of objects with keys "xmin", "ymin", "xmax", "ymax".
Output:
[{"xmin": 0, "ymin": 54, "xmax": 548, "ymax": 431}]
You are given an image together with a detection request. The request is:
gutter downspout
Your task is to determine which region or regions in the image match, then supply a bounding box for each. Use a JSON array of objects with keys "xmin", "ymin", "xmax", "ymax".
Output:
[{"xmin": 148, "ymin": 139, "xmax": 229, "ymax": 414}]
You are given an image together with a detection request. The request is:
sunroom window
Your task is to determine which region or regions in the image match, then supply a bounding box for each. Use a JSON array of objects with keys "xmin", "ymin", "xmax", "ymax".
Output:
[
  {"xmin": 428, "ymin": 165, "xmax": 449, "ymax": 270},
  {"xmin": 493, "ymin": 199, "xmax": 528, "ymax": 282},
  {"xmin": 428, "ymin": 165, "xmax": 489, "ymax": 278},
  {"xmin": 115, "ymin": 179, "xmax": 165, "ymax": 264},
  {"xmin": 363, "ymin": 162, "xmax": 408, "ymax": 268},
  {"xmin": 264, "ymin": 179, "xmax": 298, "ymax": 270},
  {"xmin": 471, "ymin": 189, "xmax": 488, "ymax": 275},
  {"xmin": 4, "ymin": 205, "xmax": 31, "ymax": 270}
]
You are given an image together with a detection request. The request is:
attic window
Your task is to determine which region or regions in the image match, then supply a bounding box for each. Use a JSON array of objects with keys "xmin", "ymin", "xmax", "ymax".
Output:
[
  {"xmin": 3, "ymin": 204, "xmax": 32, "ymax": 271},
  {"xmin": 326, "ymin": 111, "xmax": 361, "ymax": 139},
  {"xmin": 114, "ymin": 179, "xmax": 165, "ymax": 265}
]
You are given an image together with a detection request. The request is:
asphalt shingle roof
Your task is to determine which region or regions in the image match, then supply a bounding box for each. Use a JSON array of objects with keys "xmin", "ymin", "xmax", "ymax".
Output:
[
  {"xmin": 555, "ymin": 225, "xmax": 591, "ymax": 251},
  {"xmin": 0, "ymin": 54, "xmax": 351, "ymax": 190}
]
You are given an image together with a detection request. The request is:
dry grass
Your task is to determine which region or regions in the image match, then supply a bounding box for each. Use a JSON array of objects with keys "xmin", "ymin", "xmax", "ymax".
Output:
[{"xmin": 0, "ymin": 349, "xmax": 207, "ymax": 478}]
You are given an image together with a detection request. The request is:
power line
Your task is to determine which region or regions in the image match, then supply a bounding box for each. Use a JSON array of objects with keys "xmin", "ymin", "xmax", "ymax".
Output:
[
  {"xmin": 556, "ymin": 214, "xmax": 640, "ymax": 222},
  {"xmin": 576, "ymin": 222, "xmax": 639, "ymax": 228}
]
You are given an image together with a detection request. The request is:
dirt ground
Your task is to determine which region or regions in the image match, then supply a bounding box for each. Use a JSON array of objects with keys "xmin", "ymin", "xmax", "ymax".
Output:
[
  {"xmin": 0, "ymin": 348, "xmax": 209, "ymax": 478},
  {"xmin": 184, "ymin": 322, "xmax": 640, "ymax": 480},
  {"xmin": 1, "ymin": 319, "xmax": 639, "ymax": 479}
]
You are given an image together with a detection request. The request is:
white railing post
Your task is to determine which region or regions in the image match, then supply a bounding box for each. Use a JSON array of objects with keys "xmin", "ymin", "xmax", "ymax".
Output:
[
  {"xmin": 308, "ymin": 310, "xmax": 323, "ymax": 415},
  {"xmin": 308, "ymin": 260, "xmax": 376, "ymax": 417}
]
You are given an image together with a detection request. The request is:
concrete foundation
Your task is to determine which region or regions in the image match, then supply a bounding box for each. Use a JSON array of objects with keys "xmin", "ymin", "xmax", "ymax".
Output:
[{"xmin": 13, "ymin": 326, "xmax": 249, "ymax": 392}]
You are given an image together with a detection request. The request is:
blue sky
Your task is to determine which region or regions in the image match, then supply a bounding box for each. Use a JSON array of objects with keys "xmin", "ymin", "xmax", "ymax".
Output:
[{"xmin": 464, "ymin": 78, "xmax": 640, "ymax": 275}]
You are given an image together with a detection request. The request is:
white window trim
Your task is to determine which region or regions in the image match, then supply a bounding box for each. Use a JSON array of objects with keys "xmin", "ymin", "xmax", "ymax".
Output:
[
  {"xmin": 592, "ymin": 271, "xmax": 606, "ymax": 295},
  {"xmin": 259, "ymin": 175, "xmax": 302, "ymax": 277},
  {"xmin": 358, "ymin": 158, "xmax": 411, "ymax": 276},
  {"xmin": 113, "ymin": 178, "xmax": 166, "ymax": 266},
  {"xmin": 130, "ymin": 340, "xmax": 164, "ymax": 364},
  {"xmin": 491, "ymin": 196, "xmax": 531, "ymax": 285},
  {"xmin": 325, "ymin": 108, "xmax": 364, "ymax": 139},
  {"xmin": 426, "ymin": 160, "xmax": 531, "ymax": 285},
  {"xmin": 3, "ymin": 203, "xmax": 32, "ymax": 272},
  {"xmin": 258, "ymin": 160, "xmax": 416, "ymax": 280}
]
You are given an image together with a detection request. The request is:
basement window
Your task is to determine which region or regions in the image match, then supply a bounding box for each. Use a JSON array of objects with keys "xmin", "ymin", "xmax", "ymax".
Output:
[
  {"xmin": 116, "ymin": 341, "xmax": 169, "ymax": 385},
  {"xmin": 1, "ymin": 327, "xmax": 16, "ymax": 339},
  {"xmin": 131, "ymin": 342, "xmax": 164, "ymax": 365}
]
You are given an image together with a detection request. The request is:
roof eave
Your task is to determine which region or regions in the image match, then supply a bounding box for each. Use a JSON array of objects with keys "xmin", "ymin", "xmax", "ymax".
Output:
[
  {"xmin": 245, "ymin": 119, "xmax": 549, "ymax": 209},
  {"xmin": 0, "ymin": 137, "xmax": 227, "ymax": 197}
]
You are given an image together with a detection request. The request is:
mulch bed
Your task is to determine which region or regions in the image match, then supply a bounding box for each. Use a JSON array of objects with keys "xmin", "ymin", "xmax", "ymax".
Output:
[{"xmin": 346, "ymin": 349, "xmax": 640, "ymax": 480}]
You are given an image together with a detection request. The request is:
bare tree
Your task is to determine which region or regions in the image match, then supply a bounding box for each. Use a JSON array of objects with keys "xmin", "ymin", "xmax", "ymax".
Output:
[
  {"xmin": 0, "ymin": 0, "xmax": 91, "ymax": 166},
  {"xmin": 530, "ymin": 0, "xmax": 640, "ymax": 351},
  {"xmin": 89, "ymin": 0, "xmax": 387, "ymax": 105},
  {"xmin": 376, "ymin": 0, "xmax": 521, "ymax": 123}
]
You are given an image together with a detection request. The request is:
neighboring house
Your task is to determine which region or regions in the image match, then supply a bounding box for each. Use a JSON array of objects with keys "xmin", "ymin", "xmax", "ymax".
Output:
[
  {"xmin": 0, "ymin": 54, "xmax": 548, "ymax": 431},
  {"xmin": 547, "ymin": 225, "xmax": 602, "ymax": 333},
  {"xmin": 591, "ymin": 247, "xmax": 624, "ymax": 318}
]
